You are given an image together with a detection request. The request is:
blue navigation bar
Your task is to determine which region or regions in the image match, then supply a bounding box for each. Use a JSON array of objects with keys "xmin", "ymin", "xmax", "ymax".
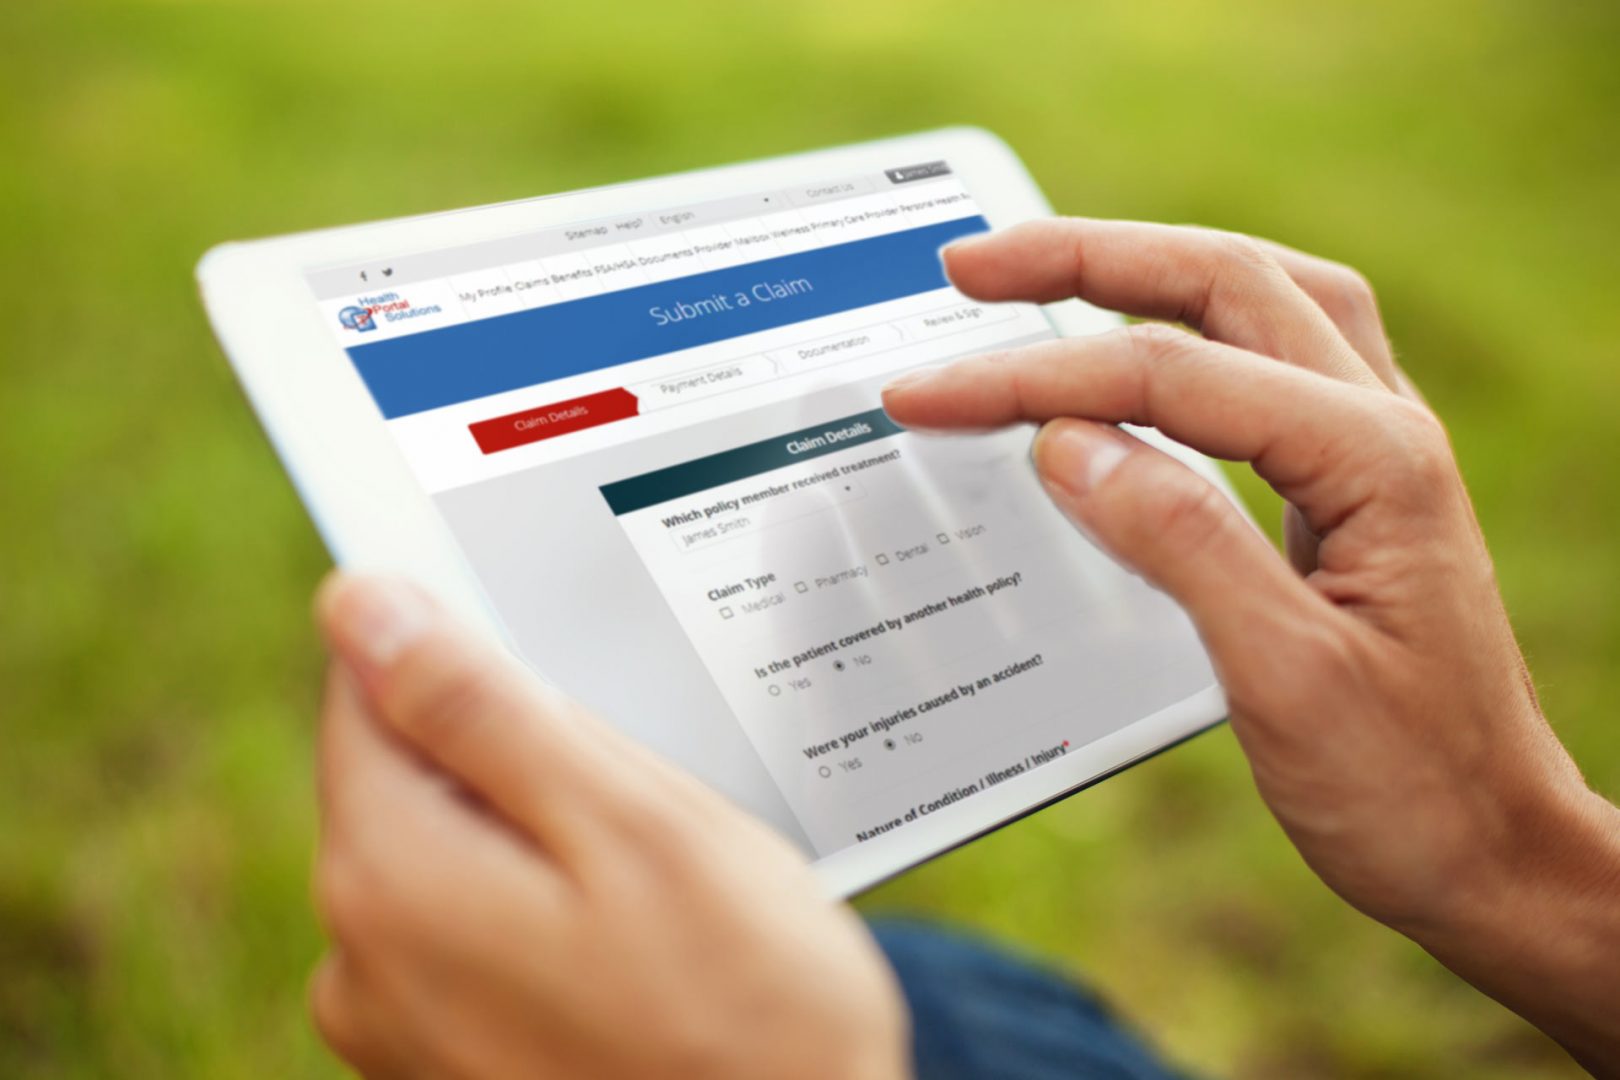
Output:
[{"xmin": 346, "ymin": 216, "xmax": 989, "ymax": 419}]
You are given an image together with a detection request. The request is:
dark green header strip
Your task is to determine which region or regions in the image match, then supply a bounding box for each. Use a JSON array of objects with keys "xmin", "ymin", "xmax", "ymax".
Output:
[{"xmin": 600, "ymin": 407, "xmax": 902, "ymax": 515}]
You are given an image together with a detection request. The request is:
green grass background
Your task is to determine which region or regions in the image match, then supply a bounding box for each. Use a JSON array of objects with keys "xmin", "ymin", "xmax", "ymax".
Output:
[{"xmin": 3, "ymin": 2, "xmax": 1617, "ymax": 1076}]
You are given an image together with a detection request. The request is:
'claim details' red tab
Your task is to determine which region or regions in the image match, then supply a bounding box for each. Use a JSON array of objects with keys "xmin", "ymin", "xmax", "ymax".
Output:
[{"xmin": 468, "ymin": 387, "xmax": 640, "ymax": 454}]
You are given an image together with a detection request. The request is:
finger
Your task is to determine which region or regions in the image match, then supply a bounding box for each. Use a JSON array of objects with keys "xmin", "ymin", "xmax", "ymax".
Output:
[
  {"xmin": 317, "ymin": 574, "xmax": 649, "ymax": 855},
  {"xmin": 882, "ymin": 325, "xmax": 1395, "ymax": 534},
  {"xmin": 315, "ymin": 662, "xmax": 563, "ymax": 942},
  {"xmin": 316, "ymin": 662, "xmax": 460, "ymax": 873},
  {"xmin": 1246, "ymin": 237, "xmax": 1403, "ymax": 391},
  {"xmin": 1031, "ymin": 419, "xmax": 1340, "ymax": 669},
  {"xmin": 942, "ymin": 218, "xmax": 1381, "ymax": 389}
]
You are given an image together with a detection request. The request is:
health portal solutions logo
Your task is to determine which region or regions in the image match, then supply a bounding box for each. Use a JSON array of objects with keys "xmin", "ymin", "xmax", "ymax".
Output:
[
  {"xmin": 339, "ymin": 292, "xmax": 442, "ymax": 330},
  {"xmin": 339, "ymin": 305, "xmax": 378, "ymax": 333}
]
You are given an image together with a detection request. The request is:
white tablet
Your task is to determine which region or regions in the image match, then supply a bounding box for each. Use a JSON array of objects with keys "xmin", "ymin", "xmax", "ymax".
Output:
[{"xmin": 199, "ymin": 127, "xmax": 1231, "ymax": 897}]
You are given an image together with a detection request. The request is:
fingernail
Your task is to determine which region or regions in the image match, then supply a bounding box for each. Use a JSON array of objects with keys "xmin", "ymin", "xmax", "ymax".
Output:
[
  {"xmin": 1034, "ymin": 422, "xmax": 1131, "ymax": 499},
  {"xmin": 939, "ymin": 233, "xmax": 989, "ymax": 260},
  {"xmin": 327, "ymin": 578, "xmax": 433, "ymax": 669},
  {"xmin": 882, "ymin": 367, "xmax": 938, "ymax": 395}
]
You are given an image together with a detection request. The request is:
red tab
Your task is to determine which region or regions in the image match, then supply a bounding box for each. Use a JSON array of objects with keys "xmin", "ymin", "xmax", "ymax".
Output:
[{"xmin": 469, "ymin": 387, "xmax": 640, "ymax": 454}]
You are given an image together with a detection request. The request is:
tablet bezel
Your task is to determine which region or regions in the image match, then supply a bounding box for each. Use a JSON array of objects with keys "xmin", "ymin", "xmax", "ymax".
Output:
[{"xmin": 198, "ymin": 126, "xmax": 1233, "ymax": 897}]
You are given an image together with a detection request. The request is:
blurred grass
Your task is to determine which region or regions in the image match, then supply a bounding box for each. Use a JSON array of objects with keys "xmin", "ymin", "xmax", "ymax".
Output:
[{"xmin": 1, "ymin": 1, "xmax": 1616, "ymax": 1077}]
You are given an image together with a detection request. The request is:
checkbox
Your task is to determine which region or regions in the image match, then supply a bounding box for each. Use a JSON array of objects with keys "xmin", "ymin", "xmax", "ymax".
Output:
[
  {"xmin": 936, "ymin": 532, "xmax": 950, "ymax": 545},
  {"xmin": 768, "ymin": 684, "xmax": 782, "ymax": 696},
  {"xmin": 875, "ymin": 554, "xmax": 889, "ymax": 566},
  {"xmin": 795, "ymin": 581, "xmax": 808, "ymax": 593},
  {"xmin": 719, "ymin": 606, "xmax": 734, "ymax": 619}
]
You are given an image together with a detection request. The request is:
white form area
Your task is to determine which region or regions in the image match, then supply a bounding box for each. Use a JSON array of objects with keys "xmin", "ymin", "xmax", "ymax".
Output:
[{"xmin": 610, "ymin": 420, "xmax": 1212, "ymax": 854}]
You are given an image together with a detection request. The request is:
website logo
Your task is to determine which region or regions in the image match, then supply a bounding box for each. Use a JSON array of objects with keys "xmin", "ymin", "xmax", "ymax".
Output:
[
  {"xmin": 339, "ymin": 305, "xmax": 378, "ymax": 332},
  {"xmin": 345, "ymin": 291, "xmax": 443, "ymax": 330}
]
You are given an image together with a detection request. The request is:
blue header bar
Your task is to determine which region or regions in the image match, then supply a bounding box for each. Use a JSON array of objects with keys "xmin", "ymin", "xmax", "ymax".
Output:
[{"xmin": 346, "ymin": 216, "xmax": 988, "ymax": 419}]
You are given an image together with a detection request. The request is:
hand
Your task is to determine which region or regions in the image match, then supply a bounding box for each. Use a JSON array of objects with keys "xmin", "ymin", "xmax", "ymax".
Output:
[
  {"xmin": 881, "ymin": 219, "xmax": 1620, "ymax": 1075},
  {"xmin": 308, "ymin": 575, "xmax": 908, "ymax": 1080}
]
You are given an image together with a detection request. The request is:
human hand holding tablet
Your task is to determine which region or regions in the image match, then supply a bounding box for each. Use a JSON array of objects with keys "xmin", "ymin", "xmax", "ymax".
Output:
[
  {"xmin": 309, "ymin": 574, "xmax": 910, "ymax": 1080},
  {"xmin": 207, "ymin": 130, "xmax": 1620, "ymax": 1076}
]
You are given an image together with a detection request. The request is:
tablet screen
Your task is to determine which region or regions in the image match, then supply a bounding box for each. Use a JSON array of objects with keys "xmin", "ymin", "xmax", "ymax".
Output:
[{"xmin": 302, "ymin": 159, "xmax": 1214, "ymax": 860}]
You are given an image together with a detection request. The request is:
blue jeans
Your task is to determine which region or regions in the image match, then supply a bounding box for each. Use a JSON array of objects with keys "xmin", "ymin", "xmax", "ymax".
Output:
[{"xmin": 872, "ymin": 921, "xmax": 1194, "ymax": 1080}]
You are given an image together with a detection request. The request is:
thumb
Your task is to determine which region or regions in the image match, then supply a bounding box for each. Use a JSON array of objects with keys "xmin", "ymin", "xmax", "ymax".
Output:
[
  {"xmin": 1031, "ymin": 419, "xmax": 1328, "ymax": 666},
  {"xmin": 315, "ymin": 573, "xmax": 629, "ymax": 850}
]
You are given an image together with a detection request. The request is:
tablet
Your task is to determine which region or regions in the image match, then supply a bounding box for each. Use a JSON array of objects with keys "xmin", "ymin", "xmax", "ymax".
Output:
[{"xmin": 199, "ymin": 127, "xmax": 1231, "ymax": 896}]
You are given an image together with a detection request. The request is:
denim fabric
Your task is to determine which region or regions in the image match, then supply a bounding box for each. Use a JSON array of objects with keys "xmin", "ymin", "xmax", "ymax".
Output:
[{"xmin": 872, "ymin": 921, "xmax": 1195, "ymax": 1080}]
